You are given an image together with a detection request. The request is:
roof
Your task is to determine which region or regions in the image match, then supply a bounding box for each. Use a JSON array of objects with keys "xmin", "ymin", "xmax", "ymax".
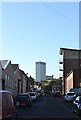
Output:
[
  {"xmin": 11, "ymin": 64, "xmax": 19, "ymax": 72},
  {"xmin": 0, "ymin": 90, "xmax": 11, "ymax": 94},
  {"xmin": 0, "ymin": 60, "xmax": 11, "ymax": 69},
  {"xmin": 19, "ymin": 69, "xmax": 25, "ymax": 75},
  {"xmin": 17, "ymin": 93, "xmax": 29, "ymax": 96},
  {"xmin": 36, "ymin": 61, "xmax": 46, "ymax": 64},
  {"xmin": 66, "ymin": 92, "xmax": 75, "ymax": 94},
  {"xmin": 19, "ymin": 69, "xmax": 29, "ymax": 79},
  {"xmin": 60, "ymin": 48, "xmax": 81, "ymax": 55}
]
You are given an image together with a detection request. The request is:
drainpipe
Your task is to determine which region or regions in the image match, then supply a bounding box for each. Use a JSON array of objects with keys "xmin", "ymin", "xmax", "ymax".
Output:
[{"xmin": 79, "ymin": 50, "xmax": 80, "ymax": 87}]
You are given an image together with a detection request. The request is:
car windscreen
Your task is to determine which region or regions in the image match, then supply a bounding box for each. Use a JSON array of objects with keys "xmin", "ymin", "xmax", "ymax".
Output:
[
  {"xmin": 29, "ymin": 93, "xmax": 35, "ymax": 96},
  {"xmin": 16, "ymin": 95, "xmax": 29, "ymax": 99},
  {"xmin": 67, "ymin": 93, "xmax": 75, "ymax": 95},
  {"xmin": 79, "ymin": 97, "xmax": 81, "ymax": 103}
]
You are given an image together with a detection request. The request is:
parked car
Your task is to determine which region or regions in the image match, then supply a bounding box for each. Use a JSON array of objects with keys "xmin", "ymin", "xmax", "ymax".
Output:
[
  {"xmin": 72, "ymin": 96, "xmax": 81, "ymax": 117},
  {"xmin": 34, "ymin": 90, "xmax": 41, "ymax": 98},
  {"xmin": 28, "ymin": 92, "xmax": 37, "ymax": 101},
  {"xmin": 64, "ymin": 92, "xmax": 76, "ymax": 102},
  {"xmin": 52, "ymin": 90, "xmax": 61, "ymax": 97},
  {"xmin": 14, "ymin": 93, "xmax": 32, "ymax": 108},
  {"xmin": 0, "ymin": 90, "xmax": 17, "ymax": 120},
  {"xmin": 36, "ymin": 90, "xmax": 43, "ymax": 96},
  {"xmin": 69, "ymin": 88, "xmax": 81, "ymax": 96}
]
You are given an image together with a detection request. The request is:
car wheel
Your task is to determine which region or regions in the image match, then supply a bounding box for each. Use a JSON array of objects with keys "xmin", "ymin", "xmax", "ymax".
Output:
[
  {"xmin": 76, "ymin": 110, "xmax": 81, "ymax": 117},
  {"xmin": 28, "ymin": 103, "xmax": 32, "ymax": 108},
  {"xmin": 72, "ymin": 108, "xmax": 76, "ymax": 114},
  {"xmin": 15, "ymin": 102, "xmax": 20, "ymax": 108}
]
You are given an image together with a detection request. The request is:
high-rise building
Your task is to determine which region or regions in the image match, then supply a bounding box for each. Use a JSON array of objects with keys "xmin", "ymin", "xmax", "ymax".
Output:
[
  {"xmin": 79, "ymin": 1, "xmax": 81, "ymax": 49},
  {"xmin": 36, "ymin": 61, "xmax": 46, "ymax": 82}
]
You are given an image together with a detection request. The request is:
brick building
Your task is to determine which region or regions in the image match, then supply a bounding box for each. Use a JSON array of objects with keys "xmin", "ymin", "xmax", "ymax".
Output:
[{"xmin": 60, "ymin": 48, "xmax": 81, "ymax": 94}]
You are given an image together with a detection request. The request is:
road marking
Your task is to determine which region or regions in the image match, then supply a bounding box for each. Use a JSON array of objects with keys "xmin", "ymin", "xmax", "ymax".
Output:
[
  {"xmin": 58, "ymin": 100, "xmax": 73, "ymax": 114},
  {"xmin": 58, "ymin": 100, "xmax": 81, "ymax": 119}
]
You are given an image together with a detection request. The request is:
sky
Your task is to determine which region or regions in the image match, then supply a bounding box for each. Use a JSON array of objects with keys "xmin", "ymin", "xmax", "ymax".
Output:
[{"xmin": 1, "ymin": 1, "xmax": 80, "ymax": 79}]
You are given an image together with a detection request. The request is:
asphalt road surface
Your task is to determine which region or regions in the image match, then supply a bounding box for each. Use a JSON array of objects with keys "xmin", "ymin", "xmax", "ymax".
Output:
[{"xmin": 16, "ymin": 95, "xmax": 80, "ymax": 119}]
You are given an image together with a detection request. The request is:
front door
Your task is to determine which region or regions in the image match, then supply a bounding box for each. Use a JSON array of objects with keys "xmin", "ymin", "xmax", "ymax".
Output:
[{"xmin": 2, "ymin": 79, "xmax": 5, "ymax": 90}]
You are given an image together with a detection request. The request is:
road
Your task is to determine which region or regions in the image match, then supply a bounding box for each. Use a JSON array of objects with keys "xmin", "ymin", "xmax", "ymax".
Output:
[{"xmin": 16, "ymin": 95, "xmax": 80, "ymax": 119}]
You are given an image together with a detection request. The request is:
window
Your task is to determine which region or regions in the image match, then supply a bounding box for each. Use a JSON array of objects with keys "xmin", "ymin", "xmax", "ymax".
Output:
[
  {"xmin": 5, "ymin": 74, "xmax": 15, "ymax": 89},
  {"xmin": 7, "ymin": 75, "xmax": 10, "ymax": 87},
  {"xmin": 5, "ymin": 74, "xmax": 8, "ymax": 86}
]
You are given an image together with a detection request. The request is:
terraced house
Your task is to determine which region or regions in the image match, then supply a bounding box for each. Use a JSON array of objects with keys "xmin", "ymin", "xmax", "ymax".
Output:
[
  {"xmin": 0, "ymin": 61, "xmax": 2, "ymax": 89},
  {"xmin": 0, "ymin": 60, "xmax": 34, "ymax": 97},
  {"xmin": 0, "ymin": 60, "xmax": 17, "ymax": 96}
]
